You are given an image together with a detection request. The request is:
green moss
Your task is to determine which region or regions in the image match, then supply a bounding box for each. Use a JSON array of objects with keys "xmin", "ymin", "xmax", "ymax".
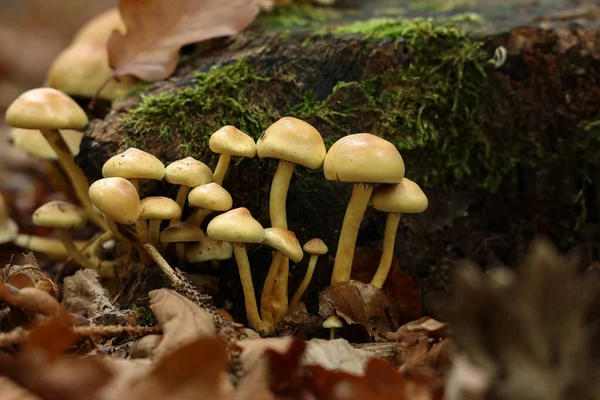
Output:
[
  {"xmin": 120, "ymin": 81, "xmax": 152, "ymax": 100},
  {"xmin": 132, "ymin": 305, "xmax": 157, "ymax": 326},
  {"xmin": 258, "ymin": 3, "xmax": 343, "ymax": 29},
  {"xmin": 122, "ymin": 59, "xmax": 280, "ymax": 162}
]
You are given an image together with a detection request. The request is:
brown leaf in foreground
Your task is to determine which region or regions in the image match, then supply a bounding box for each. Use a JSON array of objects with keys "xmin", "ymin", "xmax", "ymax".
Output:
[
  {"xmin": 148, "ymin": 288, "xmax": 215, "ymax": 360},
  {"xmin": 319, "ymin": 280, "xmax": 393, "ymax": 337},
  {"xmin": 394, "ymin": 317, "xmax": 451, "ymax": 372},
  {"xmin": 107, "ymin": 0, "xmax": 260, "ymax": 81},
  {"xmin": 0, "ymin": 282, "xmax": 70, "ymax": 323}
]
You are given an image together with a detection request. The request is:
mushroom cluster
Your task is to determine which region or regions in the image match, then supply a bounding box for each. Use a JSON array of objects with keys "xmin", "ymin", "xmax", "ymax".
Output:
[{"xmin": 3, "ymin": 85, "xmax": 428, "ymax": 335}]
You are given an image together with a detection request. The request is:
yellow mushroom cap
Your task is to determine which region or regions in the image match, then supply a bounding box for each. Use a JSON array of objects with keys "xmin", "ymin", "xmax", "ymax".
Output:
[
  {"xmin": 186, "ymin": 237, "xmax": 233, "ymax": 263},
  {"xmin": 6, "ymin": 88, "xmax": 88, "ymax": 130},
  {"xmin": 0, "ymin": 196, "xmax": 18, "ymax": 244},
  {"xmin": 322, "ymin": 315, "xmax": 343, "ymax": 329},
  {"xmin": 11, "ymin": 128, "xmax": 83, "ymax": 159},
  {"xmin": 256, "ymin": 117, "xmax": 326, "ymax": 169},
  {"xmin": 262, "ymin": 228, "xmax": 303, "ymax": 263},
  {"xmin": 188, "ymin": 183, "xmax": 233, "ymax": 211},
  {"xmin": 323, "ymin": 133, "xmax": 405, "ymax": 184},
  {"xmin": 165, "ymin": 157, "xmax": 213, "ymax": 187},
  {"xmin": 102, "ymin": 148, "xmax": 165, "ymax": 181},
  {"xmin": 159, "ymin": 222, "xmax": 204, "ymax": 243},
  {"xmin": 209, "ymin": 125, "xmax": 256, "ymax": 158},
  {"xmin": 207, "ymin": 207, "xmax": 265, "ymax": 243},
  {"xmin": 32, "ymin": 201, "xmax": 87, "ymax": 230},
  {"xmin": 45, "ymin": 41, "xmax": 137, "ymax": 100},
  {"xmin": 71, "ymin": 7, "xmax": 126, "ymax": 44},
  {"xmin": 139, "ymin": 196, "xmax": 182, "ymax": 221},
  {"xmin": 303, "ymin": 238, "xmax": 328, "ymax": 255},
  {"xmin": 89, "ymin": 177, "xmax": 140, "ymax": 224},
  {"xmin": 371, "ymin": 178, "xmax": 428, "ymax": 214}
]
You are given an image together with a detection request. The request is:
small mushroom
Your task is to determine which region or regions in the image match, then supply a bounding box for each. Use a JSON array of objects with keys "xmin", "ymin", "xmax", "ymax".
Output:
[
  {"xmin": 370, "ymin": 178, "xmax": 428, "ymax": 289},
  {"xmin": 259, "ymin": 228, "xmax": 303, "ymax": 331},
  {"xmin": 207, "ymin": 207, "xmax": 265, "ymax": 332},
  {"xmin": 323, "ymin": 315, "xmax": 343, "ymax": 340},
  {"xmin": 208, "ymin": 125, "xmax": 256, "ymax": 185},
  {"xmin": 185, "ymin": 237, "xmax": 233, "ymax": 264},
  {"xmin": 165, "ymin": 157, "xmax": 213, "ymax": 224},
  {"xmin": 0, "ymin": 195, "xmax": 18, "ymax": 245},
  {"xmin": 323, "ymin": 133, "xmax": 405, "ymax": 284},
  {"xmin": 138, "ymin": 197, "xmax": 181, "ymax": 246},
  {"xmin": 102, "ymin": 147, "xmax": 165, "ymax": 192},
  {"xmin": 289, "ymin": 238, "xmax": 328, "ymax": 311},
  {"xmin": 71, "ymin": 7, "xmax": 125, "ymax": 44},
  {"xmin": 5, "ymin": 88, "xmax": 105, "ymax": 229},
  {"xmin": 187, "ymin": 182, "xmax": 233, "ymax": 227},
  {"xmin": 32, "ymin": 201, "xmax": 101, "ymax": 274},
  {"xmin": 159, "ymin": 222, "xmax": 205, "ymax": 265}
]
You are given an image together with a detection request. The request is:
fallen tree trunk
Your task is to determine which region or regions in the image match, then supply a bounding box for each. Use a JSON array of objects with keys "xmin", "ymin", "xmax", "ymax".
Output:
[{"xmin": 78, "ymin": 0, "xmax": 600, "ymax": 315}]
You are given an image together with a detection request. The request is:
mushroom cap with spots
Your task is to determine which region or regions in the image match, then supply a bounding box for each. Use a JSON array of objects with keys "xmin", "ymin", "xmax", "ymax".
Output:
[
  {"xmin": 186, "ymin": 237, "xmax": 233, "ymax": 263},
  {"xmin": 209, "ymin": 125, "xmax": 256, "ymax": 158},
  {"xmin": 303, "ymin": 238, "xmax": 328, "ymax": 255},
  {"xmin": 371, "ymin": 178, "xmax": 428, "ymax": 214},
  {"xmin": 71, "ymin": 7, "xmax": 126, "ymax": 44},
  {"xmin": 262, "ymin": 227, "xmax": 303, "ymax": 263},
  {"xmin": 165, "ymin": 157, "xmax": 213, "ymax": 188},
  {"xmin": 5, "ymin": 88, "xmax": 88, "ymax": 130},
  {"xmin": 139, "ymin": 197, "xmax": 181, "ymax": 221},
  {"xmin": 11, "ymin": 128, "xmax": 83, "ymax": 160},
  {"xmin": 207, "ymin": 207, "xmax": 265, "ymax": 244},
  {"xmin": 323, "ymin": 133, "xmax": 405, "ymax": 184},
  {"xmin": 159, "ymin": 222, "xmax": 204, "ymax": 243},
  {"xmin": 89, "ymin": 177, "xmax": 141, "ymax": 224},
  {"xmin": 45, "ymin": 41, "xmax": 137, "ymax": 100},
  {"xmin": 188, "ymin": 183, "xmax": 232, "ymax": 211},
  {"xmin": 322, "ymin": 315, "xmax": 343, "ymax": 329},
  {"xmin": 256, "ymin": 117, "xmax": 326, "ymax": 169},
  {"xmin": 32, "ymin": 201, "xmax": 87, "ymax": 230},
  {"xmin": 102, "ymin": 148, "xmax": 166, "ymax": 181}
]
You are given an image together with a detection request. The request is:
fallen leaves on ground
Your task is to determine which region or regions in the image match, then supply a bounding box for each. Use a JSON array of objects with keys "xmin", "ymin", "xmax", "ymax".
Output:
[
  {"xmin": 351, "ymin": 246, "xmax": 422, "ymax": 325},
  {"xmin": 148, "ymin": 288, "xmax": 215, "ymax": 360},
  {"xmin": 107, "ymin": 0, "xmax": 260, "ymax": 82},
  {"xmin": 0, "ymin": 281, "xmax": 70, "ymax": 323},
  {"xmin": 394, "ymin": 317, "xmax": 451, "ymax": 372},
  {"xmin": 319, "ymin": 279, "xmax": 393, "ymax": 338}
]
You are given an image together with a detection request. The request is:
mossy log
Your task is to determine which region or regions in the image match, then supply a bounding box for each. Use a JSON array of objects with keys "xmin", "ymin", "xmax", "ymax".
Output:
[{"xmin": 79, "ymin": 0, "xmax": 600, "ymax": 314}]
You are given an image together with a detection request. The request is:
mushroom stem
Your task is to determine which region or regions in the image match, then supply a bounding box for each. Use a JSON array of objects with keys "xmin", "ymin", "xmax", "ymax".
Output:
[
  {"xmin": 212, "ymin": 154, "xmax": 231, "ymax": 185},
  {"xmin": 330, "ymin": 328, "xmax": 336, "ymax": 340},
  {"xmin": 175, "ymin": 243, "xmax": 186, "ymax": 265},
  {"xmin": 270, "ymin": 257, "xmax": 289, "ymax": 324},
  {"xmin": 188, "ymin": 208, "xmax": 211, "ymax": 226},
  {"xmin": 148, "ymin": 220, "xmax": 162, "ymax": 246},
  {"xmin": 136, "ymin": 220, "xmax": 150, "ymax": 243},
  {"xmin": 40, "ymin": 129, "xmax": 107, "ymax": 231},
  {"xmin": 54, "ymin": 229, "xmax": 98, "ymax": 272},
  {"xmin": 170, "ymin": 186, "xmax": 191, "ymax": 225},
  {"xmin": 259, "ymin": 251, "xmax": 284, "ymax": 329},
  {"xmin": 43, "ymin": 160, "xmax": 76, "ymax": 202},
  {"xmin": 371, "ymin": 212, "xmax": 401, "ymax": 289},
  {"xmin": 13, "ymin": 234, "xmax": 85, "ymax": 257},
  {"xmin": 232, "ymin": 243, "xmax": 264, "ymax": 332},
  {"xmin": 331, "ymin": 183, "xmax": 373, "ymax": 284},
  {"xmin": 290, "ymin": 254, "xmax": 319, "ymax": 310},
  {"xmin": 104, "ymin": 215, "xmax": 150, "ymax": 264},
  {"xmin": 270, "ymin": 161, "xmax": 296, "ymax": 229}
]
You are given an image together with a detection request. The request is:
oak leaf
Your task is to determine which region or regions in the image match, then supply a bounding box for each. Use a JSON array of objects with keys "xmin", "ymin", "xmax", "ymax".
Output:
[{"xmin": 107, "ymin": 0, "xmax": 260, "ymax": 81}]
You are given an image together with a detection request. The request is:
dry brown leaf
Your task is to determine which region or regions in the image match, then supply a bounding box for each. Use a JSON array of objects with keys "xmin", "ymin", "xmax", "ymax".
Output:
[
  {"xmin": 107, "ymin": 0, "xmax": 260, "ymax": 81},
  {"xmin": 0, "ymin": 282, "xmax": 70, "ymax": 322},
  {"xmin": 148, "ymin": 288, "xmax": 215, "ymax": 360},
  {"xmin": 395, "ymin": 317, "xmax": 451, "ymax": 372},
  {"xmin": 0, "ymin": 377, "xmax": 42, "ymax": 400},
  {"xmin": 319, "ymin": 280, "xmax": 393, "ymax": 338}
]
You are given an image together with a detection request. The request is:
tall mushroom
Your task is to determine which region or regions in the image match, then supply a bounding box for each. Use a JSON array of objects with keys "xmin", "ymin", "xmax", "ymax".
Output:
[
  {"xmin": 187, "ymin": 182, "xmax": 233, "ymax": 227},
  {"xmin": 185, "ymin": 235, "xmax": 233, "ymax": 264},
  {"xmin": 207, "ymin": 207, "xmax": 265, "ymax": 332},
  {"xmin": 138, "ymin": 197, "xmax": 181, "ymax": 246},
  {"xmin": 289, "ymin": 238, "xmax": 328, "ymax": 310},
  {"xmin": 5, "ymin": 88, "xmax": 105, "ymax": 229},
  {"xmin": 165, "ymin": 157, "xmax": 213, "ymax": 224},
  {"xmin": 209, "ymin": 125, "xmax": 256, "ymax": 185},
  {"xmin": 102, "ymin": 147, "xmax": 165, "ymax": 192},
  {"xmin": 259, "ymin": 228, "xmax": 303, "ymax": 331},
  {"xmin": 159, "ymin": 222, "xmax": 205, "ymax": 265},
  {"xmin": 324, "ymin": 133, "xmax": 405, "ymax": 284},
  {"xmin": 31, "ymin": 201, "xmax": 101, "ymax": 274},
  {"xmin": 370, "ymin": 178, "xmax": 428, "ymax": 289}
]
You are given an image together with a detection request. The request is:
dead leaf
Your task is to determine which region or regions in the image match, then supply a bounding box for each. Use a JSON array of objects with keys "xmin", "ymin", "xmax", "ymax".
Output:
[
  {"xmin": 2, "ymin": 262, "xmax": 59, "ymax": 298},
  {"xmin": 319, "ymin": 280, "xmax": 393, "ymax": 338},
  {"xmin": 351, "ymin": 247, "xmax": 422, "ymax": 325},
  {"xmin": 107, "ymin": 0, "xmax": 260, "ymax": 81},
  {"xmin": 0, "ymin": 377, "xmax": 42, "ymax": 400},
  {"xmin": 148, "ymin": 288, "xmax": 215, "ymax": 360},
  {"xmin": 303, "ymin": 339, "xmax": 371, "ymax": 375},
  {"xmin": 126, "ymin": 336, "xmax": 233, "ymax": 400},
  {"xmin": 22, "ymin": 321, "xmax": 77, "ymax": 362},
  {"xmin": 0, "ymin": 282, "xmax": 70, "ymax": 322},
  {"xmin": 394, "ymin": 317, "xmax": 451, "ymax": 372}
]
